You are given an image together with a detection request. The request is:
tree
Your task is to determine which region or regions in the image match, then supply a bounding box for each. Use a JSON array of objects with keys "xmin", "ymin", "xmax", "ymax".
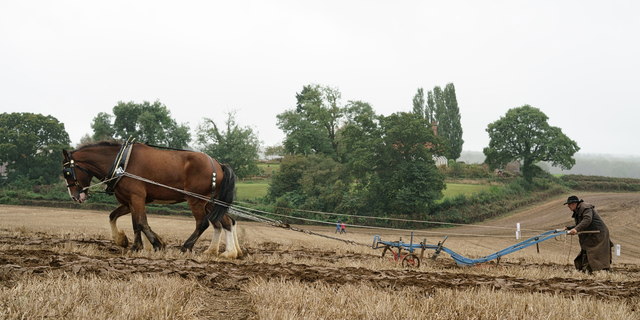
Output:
[
  {"xmin": 78, "ymin": 134, "xmax": 94, "ymax": 146},
  {"xmin": 336, "ymin": 100, "xmax": 381, "ymax": 179},
  {"xmin": 263, "ymin": 144, "xmax": 285, "ymax": 160},
  {"xmin": 433, "ymin": 86, "xmax": 447, "ymax": 131},
  {"xmin": 426, "ymin": 84, "xmax": 464, "ymax": 160},
  {"xmin": 367, "ymin": 112, "xmax": 445, "ymax": 215},
  {"xmin": 277, "ymin": 84, "xmax": 344, "ymax": 158},
  {"xmin": 426, "ymin": 90, "xmax": 436, "ymax": 124},
  {"xmin": 443, "ymin": 83, "xmax": 463, "ymax": 160},
  {"xmin": 412, "ymin": 88, "xmax": 425, "ymax": 119},
  {"xmin": 104, "ymin": 100, "xmax": 191, "ymax": 148},
  {"xmin": 267, "ymin": 154, "xmax": 350, "ymax": 212},
  {"xmin": 197, "ymin": 112, "xmax": 260, "ymax": 179},
  {"xmin": 91, "ymin": 112, "xmax": 115, "ymax": 141},
  {"xmin": 0, "ymin": 112, "xmax": 71, "ymax": 184},
  {"xmin": 483, "ymin": 105, "xmax": 580, "ymax": 182}
]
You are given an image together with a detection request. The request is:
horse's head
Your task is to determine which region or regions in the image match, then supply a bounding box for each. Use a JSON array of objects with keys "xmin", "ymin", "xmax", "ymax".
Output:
[{"xmin": 62, "ymin": 149, "xmax": 92, "ymax": 203}]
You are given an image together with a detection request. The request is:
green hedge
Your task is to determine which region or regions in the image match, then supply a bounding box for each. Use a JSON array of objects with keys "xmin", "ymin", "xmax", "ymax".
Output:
[{"xmin": 560, "ymin": 175, "xmax": 640, "ymax": 192}]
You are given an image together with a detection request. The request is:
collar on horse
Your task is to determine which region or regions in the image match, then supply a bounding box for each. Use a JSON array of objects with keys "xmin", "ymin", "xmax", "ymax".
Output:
[{"xmin": 105, "ymin": 138, "xmax": 136, "ymax": 194}]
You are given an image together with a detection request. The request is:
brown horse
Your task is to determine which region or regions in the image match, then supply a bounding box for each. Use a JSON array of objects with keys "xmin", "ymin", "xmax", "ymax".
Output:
[{"xmin": 61, "ymin": 141, "xmax": 242, "ymax": 258}]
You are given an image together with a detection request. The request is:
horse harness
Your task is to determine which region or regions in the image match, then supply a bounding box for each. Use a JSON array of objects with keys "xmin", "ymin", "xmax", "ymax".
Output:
[{"xmin": 104, "ymin": 138, "xmax": 136, "ymax": 194}]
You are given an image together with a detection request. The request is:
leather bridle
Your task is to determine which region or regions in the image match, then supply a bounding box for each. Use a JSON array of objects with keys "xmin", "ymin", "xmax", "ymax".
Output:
[{"xmin": 62, "ymin": 157, "xmax": 94, "ymax": 191}]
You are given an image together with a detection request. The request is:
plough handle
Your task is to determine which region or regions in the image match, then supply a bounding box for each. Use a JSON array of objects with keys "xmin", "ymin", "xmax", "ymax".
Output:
[
  {"xmin": 372, "ymin": 235, "xmax": 381, "ymax": 249},
  {"xmin": 555, "ymin": 229, "xmax": 600, "ymax": 235}
]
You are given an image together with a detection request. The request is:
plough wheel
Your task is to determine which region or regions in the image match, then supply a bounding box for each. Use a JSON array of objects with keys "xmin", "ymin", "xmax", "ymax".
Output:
[{"xmin": 402, "ymin": 254, "xmax": 420, "ymax": 269}]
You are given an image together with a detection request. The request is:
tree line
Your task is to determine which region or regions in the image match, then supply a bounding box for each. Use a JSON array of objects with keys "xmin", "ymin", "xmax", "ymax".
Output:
[{"xmin": 1, "ymin": 83, "xmax": 580, "ymax": 220}]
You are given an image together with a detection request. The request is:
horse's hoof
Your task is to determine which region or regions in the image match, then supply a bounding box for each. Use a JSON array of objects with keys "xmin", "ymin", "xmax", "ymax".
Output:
[
  {"xmin": 203, "ymin": 249, "xmax": 219, "ymax": 256},
  {"xmin": 114, "ymin": 232, "xmax": 129, "ymax": 248},
  {"xmin": 219, "ymin": 251, "xmax": 238, "ymax": 259}
]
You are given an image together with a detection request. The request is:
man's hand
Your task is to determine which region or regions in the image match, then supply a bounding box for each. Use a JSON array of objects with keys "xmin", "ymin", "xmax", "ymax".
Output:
[{"xmin": 568, "ymin": 228, "xmax": 578, "ymax": 235}]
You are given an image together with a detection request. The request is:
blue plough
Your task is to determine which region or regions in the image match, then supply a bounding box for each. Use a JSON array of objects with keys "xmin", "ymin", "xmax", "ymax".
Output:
[{"xmin": 372, "ymin": 229, "xmax": 573, "ymax": 267}]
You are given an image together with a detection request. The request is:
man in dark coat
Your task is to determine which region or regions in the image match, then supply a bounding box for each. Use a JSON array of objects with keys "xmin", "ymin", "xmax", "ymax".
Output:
[{"xmin": 564, "ymin": 195, "xmax": 613, "ymax": 272}]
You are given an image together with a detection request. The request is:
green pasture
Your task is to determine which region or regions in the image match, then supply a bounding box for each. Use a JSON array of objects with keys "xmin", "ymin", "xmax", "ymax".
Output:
[
  {"xmin": 236, "ymin": 180, "xmax": 495, "ymax": 202},
  {"xmin": 441, "ymin": 183, "xmax": 492, "ymax": 200},
  {"xmin": 258, "ymin": 162, "xmax": 280, "ymax": 176},
  {"xmin": 235, "ymin": 162, "xmax": 279, "ymax": 201},
  {"xmin": 236, "ymin": 181, "xmax": 270, "ymax": 201}
]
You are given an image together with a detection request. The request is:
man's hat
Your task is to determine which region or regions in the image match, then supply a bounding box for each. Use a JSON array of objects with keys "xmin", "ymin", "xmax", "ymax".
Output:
[{"xmin": 563, "ymin": 195, "xmax": 581, "ymax": 205}]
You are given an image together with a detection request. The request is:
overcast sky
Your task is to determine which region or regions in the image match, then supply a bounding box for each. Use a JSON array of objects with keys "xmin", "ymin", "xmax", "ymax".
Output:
[{"xmin": 1, "ymin": 1, "xmax": 639, "ymax": 156}]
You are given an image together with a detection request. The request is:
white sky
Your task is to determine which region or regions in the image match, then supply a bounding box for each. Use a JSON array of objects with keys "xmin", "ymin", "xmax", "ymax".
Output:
[{"xmin": 1, "ymin": 1, "xmax": 639, "ymax": 156}]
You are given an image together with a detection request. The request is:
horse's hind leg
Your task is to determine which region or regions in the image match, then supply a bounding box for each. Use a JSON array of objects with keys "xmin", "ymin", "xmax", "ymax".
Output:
[
  {"xmin": 232, "ymin": 219, "xmax": 242, "ymax": 257},
  {"xmin": 109, "ymin": 205, "xmax": 130, "ymax": 248},
  {"xmin": 203, "ymin": 221, "xmax": 223, "ymax": 256},
  {"xmin": 215, "ymin": 215, "xmax": 241, "ymax": 259}
]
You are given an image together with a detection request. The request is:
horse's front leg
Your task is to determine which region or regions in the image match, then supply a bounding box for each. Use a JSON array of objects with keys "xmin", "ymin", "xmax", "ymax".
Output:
[
  {"xmin": 129, "ymin": 197, "xmax": 165, "ymax": 251},
  {"xmin": 181, "ymin": 216, "xmax": 209, "ymax": 252},
  {"xmin": 182, "ymin": 199, "xmax": 210, "ymax": 252},
  {"xmin": 109, "ymin": 205, "xmax": 130, "ymax": 248}
]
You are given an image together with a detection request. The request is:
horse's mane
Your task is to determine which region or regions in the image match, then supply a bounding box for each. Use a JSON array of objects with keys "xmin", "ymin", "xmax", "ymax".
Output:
[
  {"xmin": 75, "ymin": 140, "xmax": 122, "ymax": 151},
  {"xmin": 75, "ymin": 140, "xmax": 194, "ymax": 152}
]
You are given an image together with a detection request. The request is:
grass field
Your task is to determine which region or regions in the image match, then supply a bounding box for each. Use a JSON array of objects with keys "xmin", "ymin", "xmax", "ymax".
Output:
[
  {"xmin": 236, "ymin": 180, "xmax": 496, "ymax": 202},
  {"xmin": 442, "ymin": 183, "xmax": 493, "ymax": 199},
  {"xmin": 257, "ymin": 162, "xmax": 279, "ymax": 176},
  {"xmin": 236, "ymin": 180, "xmax": 270, "ymax": 201}
]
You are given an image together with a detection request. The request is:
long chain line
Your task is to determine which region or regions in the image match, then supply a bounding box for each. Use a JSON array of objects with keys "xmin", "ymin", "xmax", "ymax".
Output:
[{"xmin": 233, "ymin": 199, "xmax": 547, "ymax": 232}]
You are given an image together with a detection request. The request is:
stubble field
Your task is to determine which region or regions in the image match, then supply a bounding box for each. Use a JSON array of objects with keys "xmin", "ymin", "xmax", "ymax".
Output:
[{"xmin": 1, "ymin": 192, "xmax": 639, "ymax": 319}]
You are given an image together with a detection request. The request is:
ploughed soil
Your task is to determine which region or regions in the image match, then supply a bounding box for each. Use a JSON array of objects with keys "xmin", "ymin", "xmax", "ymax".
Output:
[
  {"xmin": 1, "ymin": 231, "xmax": 639, "ymax": 319},
  {"xmin": 1, "ymin": 192, "xmax": 639, "ymax": 318}
]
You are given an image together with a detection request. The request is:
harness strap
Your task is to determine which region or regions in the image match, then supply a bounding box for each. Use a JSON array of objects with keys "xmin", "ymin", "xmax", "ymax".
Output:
[{"xmin": 105, "ymin": 138, "xmax": 135, "ymax": 194}]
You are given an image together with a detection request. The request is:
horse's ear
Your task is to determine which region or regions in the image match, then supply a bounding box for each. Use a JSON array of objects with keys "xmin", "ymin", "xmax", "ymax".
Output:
[{"xmin": 62, "ymin": 149, "xmax": 70, "ymax": 161}]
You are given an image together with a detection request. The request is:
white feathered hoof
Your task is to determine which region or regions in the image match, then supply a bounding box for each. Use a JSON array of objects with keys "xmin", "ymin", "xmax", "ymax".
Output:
[
  {"xmin": 114, "ymin": 231, "xmax": 129, "ymax": 248},
  {"xmin": 219, "ymin": 251, "xmax": 238, "ymax": 259},
  {"xmin": 203, "ymin": 248, "xmax": 220, "ymax": 256}
]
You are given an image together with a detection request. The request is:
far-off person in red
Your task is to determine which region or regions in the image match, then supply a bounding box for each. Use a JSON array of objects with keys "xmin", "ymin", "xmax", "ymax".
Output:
[{"xmin": 564, "ymin": 195, "xmax": 613, "ymax": 273}]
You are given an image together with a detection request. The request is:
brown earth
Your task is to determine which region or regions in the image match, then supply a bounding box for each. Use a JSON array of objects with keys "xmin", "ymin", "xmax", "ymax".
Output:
[
  {"xmin": 1, "ymin": 232, "xmax": 639, "ymax": 306},
  {"xmin": 1, "ymin": 192, "xmax": 639, "ymax": 318}
]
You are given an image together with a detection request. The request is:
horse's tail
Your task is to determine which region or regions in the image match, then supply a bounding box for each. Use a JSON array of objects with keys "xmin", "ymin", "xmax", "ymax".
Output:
[{"xmin": 209, "ymin": 163, "xmax": 236, "ymax": 223}]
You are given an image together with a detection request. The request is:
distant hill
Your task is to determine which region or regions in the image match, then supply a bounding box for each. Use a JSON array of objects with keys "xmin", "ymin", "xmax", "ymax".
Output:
[{"xmin": 456, "ymin": 151, "xmax": 640, "ymax": 179}]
